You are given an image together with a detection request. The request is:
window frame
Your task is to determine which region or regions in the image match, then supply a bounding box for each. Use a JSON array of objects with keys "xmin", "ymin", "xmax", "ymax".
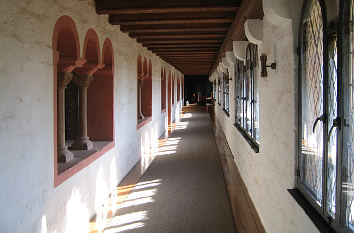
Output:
[
  {"xmin": 233, "ymin": 44, "xmax": 259, "ymax": 153},
  {"xmin": 223, "ymin": 71, "xmax": 230, "ymax": 116},
  {"xmin": 218, "ymin": 78, "xmax": 221, "ymax": 105},
  {"xmin": 294, "ymin": 0, "xmax": 354, "ymax": 232}
]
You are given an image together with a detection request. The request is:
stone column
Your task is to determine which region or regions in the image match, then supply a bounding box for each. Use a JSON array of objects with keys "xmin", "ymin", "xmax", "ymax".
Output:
[
  {"xmin": 138, "ymin": 79, "xmax": 145, "ymax": 120},
  {"xmin": 57, "ymin": 72, "xmax": 74, "ymax": 163},
  {"xmin": 70, "ymin": 74, "xmax": 94, "ymax": 150}
]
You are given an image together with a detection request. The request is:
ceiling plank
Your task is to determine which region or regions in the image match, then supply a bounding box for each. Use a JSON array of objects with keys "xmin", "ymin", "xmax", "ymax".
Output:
[
  {"xmin": 137, "ymin": 39, "xmax": 223, "ymax": 44},
  {"xmin": 120, "ymin": 23, "xmax": 231, "ymax": 32},
  {"xmin": 110, "ymin": 11, "xmax": 235, "ymax": 22},
  {"xmin": 96, "ymin": 0, "xmax": 241, "ymax": 14},
  {"xmin": 144, "ymin": 43, "xmax": 222, "ymax": 48},
  {"xmin": 133, "ymin": 34, "xmax": 225, "ymax": 40},
  {"xmin": 129, "ymin": 31, "xmax": 226, "ymax": 38},
  {"xmin": 110, "ymin": 17, "xmax": 233, "ymax": 26},
  {"xmin": 151, "ymin": 48, "xmax": 220, "ymax": 52},
  {"xmin": 123, "ymin": 27, "xmax": 229, "ymax": 33}
]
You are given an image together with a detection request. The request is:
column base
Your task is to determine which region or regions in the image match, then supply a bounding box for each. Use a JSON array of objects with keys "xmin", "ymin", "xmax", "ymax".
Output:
[
  {"xmin": 58, "ymin": 146, "xmax": 74, "ymax": 163},
  {"xmin": 69, "ymin": 136, "xmax": 93, "ymax": 150}
]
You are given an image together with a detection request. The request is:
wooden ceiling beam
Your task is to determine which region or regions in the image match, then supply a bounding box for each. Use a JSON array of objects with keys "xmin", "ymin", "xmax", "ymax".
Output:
[
  {"xmin": 110, "ymin": 12, "xmax": 235, "ymax": 22},
  {"xmin": 110, "ymin": 17, "xmax": 233, "ymax": 26},
  {"xmin": 138, "ymin": 39, "xmax": 223, "ymax": 44},
  {"xmin": 144, "ymin": 43, "xmax": 222, "ymax": 48},
  {"xmin": 120, "ymin": 23, "xmax": 231, "ymax": 32},
  {"xmin": 133, "ymin": 34, "xmax": 225, "ymax": 40},
  {"xmin": 151, "ymin": 47, "xmax": 219, "ymax": 50},
  {"xmin": 156, "ymin": 52, "xmax": 218, "ymax": 55},
  {"xmin": 97, "ymin": 6, "xmax": 239, "ymax": 14},
  {"xmin": 95, "ymin": 0, "xmax": 241, "ymax": 14},
  {"xmin": 129, "ymin": 31, "xmax": 226, "ymax": 38},
  {"xmin": 151, "ymin": 49, "xmax": 219, "ymax": 53},
  {"xmin": 123, "ymin": 27, "xmax": 229, "ymax": 34}
]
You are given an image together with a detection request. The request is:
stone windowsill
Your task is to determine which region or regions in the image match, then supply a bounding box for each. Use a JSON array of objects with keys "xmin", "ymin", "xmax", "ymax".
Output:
[
  {"xmin": 137, "ymin": 116, "xmax": 152, "ymax": 130},
  {"xmin": 222, "ymin": 108, "xmax": 230, "ymax": 117},
  {"xmin": 233, "ymin": 123, "xmax": 259, "ymax": 153},
  {"xmin": 288, "ymin": 189, "xmax": 336, "ymax": 233},
  {"xmin": 55, "ymin": 140, "xmax": 114, "ymax": 187}
]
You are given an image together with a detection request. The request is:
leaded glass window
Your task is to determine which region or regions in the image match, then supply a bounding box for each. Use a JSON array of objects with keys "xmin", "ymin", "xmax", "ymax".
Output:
[
  {"xmin": 213, "ymin": 80, "xmax": 216, "ymax": 100},
  {"xmin": 218, "ymin": 78, "xmax": 221, "ymax": 104},
  {"xmin": 223, "ymin": 71, "xmax": 230, "ymax": 113},
  {"xmin": 235, "ymin": 59, "xmax": 245, "ymax": 127},
  {"xmin": 234, "ymin": 43, "xmax": 259, "ymax": 152},
  {"xmin": 342, "ymin": 0, "xmax": 354, "ymax": 230},
  {"xmin": 299, "ymin": 0, "xmax": 324, "ymax": 206},
  {"xmin": 296, "ymin": 0, "xmax": 353, "ymax": 231}
]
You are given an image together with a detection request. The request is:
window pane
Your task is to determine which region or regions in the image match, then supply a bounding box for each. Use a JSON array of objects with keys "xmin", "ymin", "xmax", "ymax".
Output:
[
  {"xmin": 343, "ymin": 0, "xmax": 354, "ymax": 228},
  {"xmin": 300, "ymin": 0, "xmax": 324, "ymax": 205},
  {"xmin": 237, "ymin": 62, "xmax": 243, "ymax": 124},
  {"xmin": 246, "ymin": 49, "xmax": 252, "ymax": 134},
  {"xmin": 252, "ymin": 45, "xmax": 260, "ymax": 142},
  {"xmin": 327, "ymin": 35, "xmax": 338, "ymax": 217},
  {"xmin": 243, "ymin": 67, "xmax": 247, "ymax": 128}
]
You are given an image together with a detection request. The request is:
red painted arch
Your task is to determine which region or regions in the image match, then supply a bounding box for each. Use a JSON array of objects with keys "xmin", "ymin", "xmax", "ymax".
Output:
[
  {"xmin": 102, "ymin": 38, "xmax": 114, "ymax": 73},
  {"xmin": 52, "ymin": 15, "xmax": 80, "ymax": 58},
  {"xmin": 83, "ymin": 28, "xmax": 100, "ymax": 64}
]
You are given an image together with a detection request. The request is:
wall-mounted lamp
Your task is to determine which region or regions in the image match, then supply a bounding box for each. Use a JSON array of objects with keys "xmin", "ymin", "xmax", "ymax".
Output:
[{"xmin": 260, "ymin": 53, "xmax": 276, "ymax": 77}]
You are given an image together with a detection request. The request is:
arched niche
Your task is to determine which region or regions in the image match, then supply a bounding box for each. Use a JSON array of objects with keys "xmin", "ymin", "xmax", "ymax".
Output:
[
  {"xmin": 168, "ymin": 71, "xmax": 172, "ymax": 125},
  {"xmin": 172, "ymin": 73, "xmax": 175, "ymax": 105},
  {"xmin": 138, "ymin": 57, "xmax": 152, "ymax": 123},
  {"xmin": 143, "ymin": 58, "xmax": 148, "ymax": 78},
  {"xmin": 52, "ymin": 15, "xmax": 83, "ymax": 72},
  {"xmin": 161, "ymin": 68, "xmax": 166, "ymax": 111},
  {"xmin": 148, "ymin": 60, "xmax": 152, "ymax": 79},
  {"xmin": 137, "ymin": 55, "xmax": 142, "ymax": 78},
  {"xmin": 52, "ymin": 15, "xmax": 85, "ymax": 165},
  {"xmin": 87, "ymin": 37, "xmax": 114, "ymax": 141},
  {"xmin": 177, "ymin": 76, "xmax": 180, "ymax": 101},
  {"xmin": 66, "ymin": 28, "xmax": 102, "ymax": 143}
]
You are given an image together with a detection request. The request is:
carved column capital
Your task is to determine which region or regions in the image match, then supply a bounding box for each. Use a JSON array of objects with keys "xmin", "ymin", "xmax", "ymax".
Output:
[
  {"xmin": 57, "ymin": 72, "xmax": 73, "ymax": 89},
  {"xmin": 73, "ymin": 74, "xmax": 94, "ymax": 88}
]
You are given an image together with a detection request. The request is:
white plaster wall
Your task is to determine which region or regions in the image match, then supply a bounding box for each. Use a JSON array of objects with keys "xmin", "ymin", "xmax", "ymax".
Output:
[
  {"xmin": 0, "ymin": 0, "xmax": 183, "ymax": 232},
  {"xmin": 214, "ymin": 8, "xmax": 320, "ymax": 233}
]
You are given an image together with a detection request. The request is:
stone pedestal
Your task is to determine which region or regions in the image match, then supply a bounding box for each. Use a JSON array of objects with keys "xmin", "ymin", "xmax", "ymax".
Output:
[
  {"xmin": 70, "ymin": 74, "xmax": 94, "ymax": 150},
  {"xmin": 57, "ymin": 72, "xmax": 74, "ymax": 163},
  {"xmin": 138, "ymin": 79, "xmax": 145, "ymax": 120}
]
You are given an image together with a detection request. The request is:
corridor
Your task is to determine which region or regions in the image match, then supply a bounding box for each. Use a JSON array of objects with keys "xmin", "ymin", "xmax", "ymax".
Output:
[{"xmin": 102, "ymin": 112, "xmax": 236, "ymax": 233}]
